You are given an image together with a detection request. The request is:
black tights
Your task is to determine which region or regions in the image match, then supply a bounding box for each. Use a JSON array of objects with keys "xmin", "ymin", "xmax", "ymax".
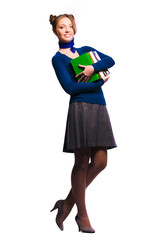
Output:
[{"xmin": 61, "ymin": 147, "xmax": 107, "ymax": 227}]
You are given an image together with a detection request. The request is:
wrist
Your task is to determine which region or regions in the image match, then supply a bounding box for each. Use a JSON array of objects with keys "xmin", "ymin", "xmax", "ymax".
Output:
[
  {"xmin": 92, "ymin": 63, "xmax": 97, "ymax": 73},
  {"xmin": 91, "ymin": 65, "xmax": 95, "ymax": 73}
]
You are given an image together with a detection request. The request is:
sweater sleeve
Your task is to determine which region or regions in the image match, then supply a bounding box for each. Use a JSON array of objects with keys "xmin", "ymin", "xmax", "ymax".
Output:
[
  {"xmin": 52, "ymin": 55, "xmax": 104, "ymax": 96},
  {"xmin": 83, "ymin": 46, "xmax": 115, "ymax": 73}
]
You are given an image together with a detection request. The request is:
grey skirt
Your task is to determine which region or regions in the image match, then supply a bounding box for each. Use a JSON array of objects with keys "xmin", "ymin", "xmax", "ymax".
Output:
[{"xmin": 63, "ymin": 102, "xmax": 117, "ymax": 153}]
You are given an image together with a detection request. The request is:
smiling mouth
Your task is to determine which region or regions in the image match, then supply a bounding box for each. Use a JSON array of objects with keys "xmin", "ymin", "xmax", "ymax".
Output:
[{"xmin": 64, "ymin": 34, "xmax": 71, "ymax": 37}]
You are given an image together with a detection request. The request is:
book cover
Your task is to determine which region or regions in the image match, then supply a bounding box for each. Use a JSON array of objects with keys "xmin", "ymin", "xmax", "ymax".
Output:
[
  {"xmin": 70, "ymin": 52, "xmax": 101, "ymax": 82},
  {"xmin": 70, "ymin": 51, "xmax": 109, "ymax": 82}
]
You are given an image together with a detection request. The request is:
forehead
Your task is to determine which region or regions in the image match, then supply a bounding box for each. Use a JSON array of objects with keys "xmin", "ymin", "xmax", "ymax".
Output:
[{"xmin": 57, "ymin": 17, "xmax": 72, "ymax": 25}]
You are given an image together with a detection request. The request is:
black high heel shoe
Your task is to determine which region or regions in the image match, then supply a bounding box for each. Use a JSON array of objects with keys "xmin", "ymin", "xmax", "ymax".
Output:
[
  {"xmin": 75, "ymin": 215, "xmax": 95, "ymax": 233},
  {"xmin": 50, "ymin": 200, "xmax": 64, "ymax": 231}
]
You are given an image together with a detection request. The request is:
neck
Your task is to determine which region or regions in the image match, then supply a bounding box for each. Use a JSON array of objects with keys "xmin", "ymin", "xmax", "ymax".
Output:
[
  {"xmin": 59, "ymin": 38, "xmax": 75, "ymax": 53},
  {"xmin": 59, "ymin": 48, "xmax": 71, "ymax": 53}
]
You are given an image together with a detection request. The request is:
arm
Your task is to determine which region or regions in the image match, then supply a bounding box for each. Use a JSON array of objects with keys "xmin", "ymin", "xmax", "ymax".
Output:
[
  {"xmin": 52, "ymin": 56, "xmax": 104, "ymax": 96},
  {"xmin": 76, "ymin": 65, "xmax": 110, "ymax": 83},
  {"xmin": 84, "ymin": 46, "xmax": 115, "ymax": 73},
  {"xmin": 75, "ymin": 46, "xmax": 115, "ymax": 82}
]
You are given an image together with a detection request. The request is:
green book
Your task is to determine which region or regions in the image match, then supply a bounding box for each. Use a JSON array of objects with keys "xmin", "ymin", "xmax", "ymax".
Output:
[{"xmin": 70, "ymin": 52, "xmax": 101, "ymax": 82}]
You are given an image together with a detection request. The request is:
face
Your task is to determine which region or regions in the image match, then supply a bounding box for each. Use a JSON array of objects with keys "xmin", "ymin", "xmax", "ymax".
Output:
[{"xmin": 55, "ymin": 17, "xmax": 74, "ymax": 43}]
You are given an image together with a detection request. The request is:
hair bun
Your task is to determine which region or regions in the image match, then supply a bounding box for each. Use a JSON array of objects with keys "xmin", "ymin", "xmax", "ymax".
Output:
[
  {"xmin": 49, "ymin": 15, "xmax": 56, "ymax": 25},
  {"xmin": 69, "ymin": 14, "xmax": 75, "ymax": 19}
]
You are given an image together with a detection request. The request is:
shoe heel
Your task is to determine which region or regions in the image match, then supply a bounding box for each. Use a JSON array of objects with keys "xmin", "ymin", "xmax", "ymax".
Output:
[
  {"xmin": 50, "ymin": 202, "xmax": 58, "ymax": 212},
  {"xmin": 75, "ymin": 215, "xmax": 95, "ymax": 233},
  {"xmin": 50, "ymin": 200, "xmax": 64, "ymax": 231},
  {"xmin": 75, "ymin": 216, "xmax": 80, "ymax": 231}
]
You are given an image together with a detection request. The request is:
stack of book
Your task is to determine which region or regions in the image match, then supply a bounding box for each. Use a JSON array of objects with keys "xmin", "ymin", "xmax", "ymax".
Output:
[{"xmin": 70, "ymin": 51, "xmax": 110, "ymax": 82}]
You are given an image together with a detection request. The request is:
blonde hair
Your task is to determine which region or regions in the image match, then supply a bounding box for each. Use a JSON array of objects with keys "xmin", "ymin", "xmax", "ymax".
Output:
[{"xmin": 49, "ymin": 14, "xmax": 77, "ymax": 35}]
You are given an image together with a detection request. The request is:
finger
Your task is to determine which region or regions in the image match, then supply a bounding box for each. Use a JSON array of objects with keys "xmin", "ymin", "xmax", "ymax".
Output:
[
  {"xmin": 105, "ymin": 75, "xmax": 110, "ymax": 80},
  {"xmin": 76, "ymin": 72, "xmax": 82, "ymax": 78},
  {"xmin": 76, "ymin": 70, "xmax": 85, "ymax": 78},
  {"xmin": 78, "ymin": 64, "xmax": 86, "ymax": 69},
  {"xmin": 103, "ymin": 75, "xmax": 110, "ymax": 82},
  {"xmin": 85, "ymin": 76, "xmax": 90, "ymax": 82},
  {"xmin": 82, "ymin": 76, "xmax": 90, "ymax": 83},
  {"xmin": 78, "ymin": 74, "xmax": 85, "ymax": 82}
]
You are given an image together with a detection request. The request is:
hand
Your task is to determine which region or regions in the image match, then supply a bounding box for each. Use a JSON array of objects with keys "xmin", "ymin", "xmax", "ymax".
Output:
[
  {"xmin": 76, "ymin": 65, "xmax": 94, "ymax": 82},
  {"xmin": 103, "ymin": 74, "xmax": 110, "ymax": 83}
]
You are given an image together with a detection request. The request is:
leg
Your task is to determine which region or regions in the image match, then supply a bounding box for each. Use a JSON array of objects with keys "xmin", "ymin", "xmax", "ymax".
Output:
[
  {"xmin": 87, "ymin": 147, "xmax": 107, "ymax": 185},
  {"xmin": 71, "ymin": 147, "xmax": 92, "ymax": 227},
  {"xmin": 60, "ymin": 147, "xmax": 107, "ymax": 223}
]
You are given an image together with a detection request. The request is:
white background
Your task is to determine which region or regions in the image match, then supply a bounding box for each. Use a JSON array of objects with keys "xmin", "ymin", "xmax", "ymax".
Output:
[{"xmin": 0, "ymin": 0, "xmax": 159, "ymax": 239}]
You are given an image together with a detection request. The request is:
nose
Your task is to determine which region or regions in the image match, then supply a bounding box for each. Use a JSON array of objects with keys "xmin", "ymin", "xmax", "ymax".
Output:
[{"xmin": 65, "ymin": 27, "xmax": 70, "ymax": 33}]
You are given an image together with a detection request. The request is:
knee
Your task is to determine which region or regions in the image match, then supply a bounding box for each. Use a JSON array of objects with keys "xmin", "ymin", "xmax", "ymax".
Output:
[
  {"xmin": 74, "ymin": 148, "xmax": 90, "ymax": 171},
  {"xmin": 91, "ymin": 149, "xmax": 107, "ymax": 171},
  {"xmin": 74, "ymin": 160, "xmax": 89, "ymax": 172},
  {"xmin": 101, "ymin": 158, "xmax": 107, "ymax": 170},
  {"xmin": 94, "ymin": 157, "xmax": 107, "ymax": 171},
  {"xmin": 77, "ymin": 161, "xmax": 89, "ymax": 172}
]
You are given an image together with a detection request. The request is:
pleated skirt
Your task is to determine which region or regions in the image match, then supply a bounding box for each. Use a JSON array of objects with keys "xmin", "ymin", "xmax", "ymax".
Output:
[{"xmin": 63, "ymin": 102, "xmax": 117, "ymax": 153}]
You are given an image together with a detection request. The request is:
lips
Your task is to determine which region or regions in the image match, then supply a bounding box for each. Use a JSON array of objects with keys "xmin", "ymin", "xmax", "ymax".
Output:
[{"xmin": 64, "ymin": 34, "xmax": 71, "ymax": 38}]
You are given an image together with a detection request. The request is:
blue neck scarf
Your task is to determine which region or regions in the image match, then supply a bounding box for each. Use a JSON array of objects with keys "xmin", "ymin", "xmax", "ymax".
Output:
[{"xmin": 59, "ymin": 38, "xmax": 75, "ymax": 53}]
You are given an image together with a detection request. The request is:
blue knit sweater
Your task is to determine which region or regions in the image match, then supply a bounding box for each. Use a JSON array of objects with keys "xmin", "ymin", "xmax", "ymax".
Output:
[{"xmin": 52, "ymin": 46, "xmax": 115, "ymax": 105}]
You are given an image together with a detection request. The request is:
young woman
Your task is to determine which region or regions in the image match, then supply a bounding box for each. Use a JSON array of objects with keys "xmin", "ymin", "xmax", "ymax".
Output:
[{"xmin": 49, "ymin": 14, "xmax": 117, "ymax": 233}]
